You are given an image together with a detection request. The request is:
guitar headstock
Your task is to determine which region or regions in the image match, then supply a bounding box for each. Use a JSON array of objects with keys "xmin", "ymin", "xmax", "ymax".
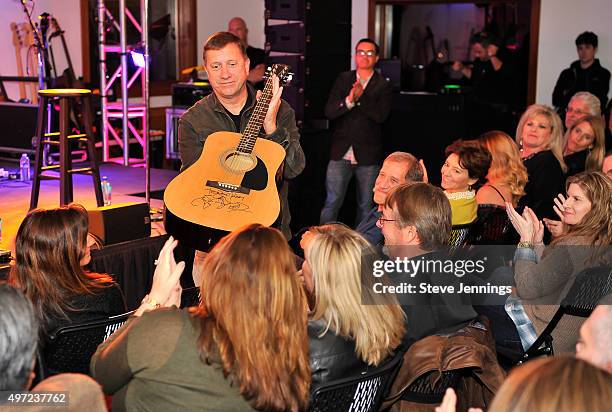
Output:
[
  {"xmin": 11, "ymin": 22, "xmax": 25, "ymax": 48},
  {"xmin": 264, "ymin": 64, "xmax": 293, "ymax": 86}
]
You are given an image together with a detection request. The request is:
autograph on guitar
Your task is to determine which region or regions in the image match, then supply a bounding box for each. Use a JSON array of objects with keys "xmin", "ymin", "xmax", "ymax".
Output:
[{"xmin": 164, "ymin": 64, "xmax": 293, "ymax": 250}]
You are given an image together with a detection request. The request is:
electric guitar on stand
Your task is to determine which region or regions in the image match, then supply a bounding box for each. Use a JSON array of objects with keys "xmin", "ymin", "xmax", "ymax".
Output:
[{"xmin": 164, "ymin": 64, "xmax": 293, "ymax": 251}]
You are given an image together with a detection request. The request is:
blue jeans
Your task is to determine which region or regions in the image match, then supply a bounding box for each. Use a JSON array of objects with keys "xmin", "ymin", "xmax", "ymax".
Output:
[{"xmin": 319, "ymin": 160, "xmax": 379, "ymax": 225}]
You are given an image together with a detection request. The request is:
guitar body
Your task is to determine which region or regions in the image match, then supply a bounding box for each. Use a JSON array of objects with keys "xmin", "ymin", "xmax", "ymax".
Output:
[{"xmin": 164, "ymin": 131, "xmax": 286, "ymax": 250}]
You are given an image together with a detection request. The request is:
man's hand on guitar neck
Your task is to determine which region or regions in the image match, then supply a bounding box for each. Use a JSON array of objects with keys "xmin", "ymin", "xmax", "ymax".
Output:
[{"xmin": 259, "ymin": 74, "xmax": 283, "ymax": 135}]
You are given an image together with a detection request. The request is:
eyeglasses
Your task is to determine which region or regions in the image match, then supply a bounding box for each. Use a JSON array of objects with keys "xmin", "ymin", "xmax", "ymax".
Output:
[
  {"xmin": 376, "ymin": 217, "xmax": 396, "ymax": 227},
  {"xmin": 356, "ymin": 49, "xmax": 377, "ymax": 57},
  {"xmin": 566, "ymin": 106, "xmax": 588, "ymax": 115}
]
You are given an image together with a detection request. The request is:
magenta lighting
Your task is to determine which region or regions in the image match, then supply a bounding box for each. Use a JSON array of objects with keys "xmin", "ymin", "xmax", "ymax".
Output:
[{"xmin": 130, "ymin": 49, "xmax": 146, "ymax": 68}]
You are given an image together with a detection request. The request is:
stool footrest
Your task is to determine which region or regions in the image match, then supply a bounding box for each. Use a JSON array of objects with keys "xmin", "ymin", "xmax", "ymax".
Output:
[
  {"xmin": 39, "ymin": 174, "xmax": 61, "ymax": 181},
  {"xmin": 41, "ymin": 165, "xmax": 60, "ymax": 171},
  {"xmin": 41, "ymin": 140, "xmax": 60, "ymax": 146},
  {"xmin": 67, "ymin": 134, "xmax": 87, "ymax": 139},
  {"xmin": 68, "ymin": 167, "xmax": 93, "ymax": 174}
]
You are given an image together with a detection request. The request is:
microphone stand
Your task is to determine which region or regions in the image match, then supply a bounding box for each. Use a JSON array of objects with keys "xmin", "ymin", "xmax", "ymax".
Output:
[{"xmin": 20, "ymin": 1, "xmax": 52, "ymax": 167}]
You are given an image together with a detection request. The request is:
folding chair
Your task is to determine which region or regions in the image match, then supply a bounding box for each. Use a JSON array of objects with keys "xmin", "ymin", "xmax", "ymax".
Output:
[
  {"xmin": 514, "ymin": 266, "xmax": 612, "ymax": 364},
  {"xmin": 309, "ymin": 351, "xmax": 403, "ymax": 412},
  {"xmin": 39, "ymin": 311, "xmax": 133, "ymax": 378}
]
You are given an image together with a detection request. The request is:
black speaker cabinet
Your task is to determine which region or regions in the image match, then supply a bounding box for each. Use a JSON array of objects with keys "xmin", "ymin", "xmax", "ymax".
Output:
[
  {"xmin": 265, "ymin": 0, "xmax": 305, "ymax": 20},
  {"xmin": 88, "ymin": 202, "xmax": 151, "ymax": 246},
  {"xmin": 268, "ymin": 54, "xmax": 305, "ymax": 86}
]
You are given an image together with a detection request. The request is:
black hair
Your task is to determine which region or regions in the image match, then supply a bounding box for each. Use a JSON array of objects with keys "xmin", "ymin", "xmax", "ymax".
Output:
[
  {"xmin": 575, "ymin": 31, "xmax": 598, "ymax": 48},
  {"xmin": 356, "ymin": 38, "xmax": 379, "ymax": 55}
]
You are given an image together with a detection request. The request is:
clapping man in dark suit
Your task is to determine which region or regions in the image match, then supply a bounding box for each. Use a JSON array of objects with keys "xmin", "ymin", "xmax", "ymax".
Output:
[{"xmin": 320, "ymin": 38, "xmax": 392, "ymax": 225}]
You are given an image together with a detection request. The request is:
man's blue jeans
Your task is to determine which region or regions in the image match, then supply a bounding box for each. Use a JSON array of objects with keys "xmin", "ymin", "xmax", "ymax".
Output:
[{"xmin": 319, "ymin": 159, "xmax": 380, "ymax": 225}]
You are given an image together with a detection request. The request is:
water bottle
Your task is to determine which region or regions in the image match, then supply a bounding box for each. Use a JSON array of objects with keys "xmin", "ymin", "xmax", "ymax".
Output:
[
  {"xmin": 101, "ymin": 176, "xmax": 112, "ymax": 206},
  {"xmin": 20, "ymin": 153, "xmax": 30, "ymax": 182}
]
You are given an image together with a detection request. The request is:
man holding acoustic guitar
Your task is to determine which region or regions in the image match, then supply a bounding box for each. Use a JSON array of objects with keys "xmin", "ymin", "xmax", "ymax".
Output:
[{"xmin": 170, "ymin": 32, "xmax": 304, "ymax": 249}]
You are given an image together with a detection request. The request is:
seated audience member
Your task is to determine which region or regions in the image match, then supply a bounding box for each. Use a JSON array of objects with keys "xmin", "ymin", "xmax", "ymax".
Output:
[
  {"xmin": 515, "ymin": 104, "xmax": 567, "ymax": 221},
  {"xmin": 436, "ymin": 356, "xmax": 612, "ymax": 412},
  {"xmin": 474, "ymin": 131, "xmax": 527, "ymax": 244},
  {"xmin": 563, "ymin": 114, "xmax": 606, "ymax": 177},
  {"xmin": 441, "ymin": 140, "xmax": 492, "ymax": 225},
  {"xmin": 563, "ymin": 91, "xmax": 601, "ymax": 130},
  {"xmin": 506, "ymin": 172, "xmax": 612, "ymax": 354},
  {"xmin": 92, "ymin": 231, "xmax": 310, "ymax": 412},
  {"xmin": 575, "ymin": 294, "xmax": 612, "ymax": 373},
  {"xmin": 355, "ymin": 151, "xmax": 425, "ymax": 246},
  {"xmin": 299, "ymin": 224, "xmax": 405, "ymax": 387},
  {"xmin": 553, "ymin": 31, "xmax": 610, "ymax": 119},
  {"xmin": 603, "ymin": 151, "xmax": 612, "ymax": 177},
  {"xmin": 0, "ymin": 283, "xmax": 107, "ymax": 412},
  {"xmin": 9, "ymin": 204, "xmax": 126, "ymax": 339},
  {"xmin": 380, "ymin": 183, "xmax": 478, "ymax": 347}
]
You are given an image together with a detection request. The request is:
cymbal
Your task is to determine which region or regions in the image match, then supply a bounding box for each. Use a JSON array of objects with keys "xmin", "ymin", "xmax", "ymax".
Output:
[{"xmin": 181, "ymin": 65, "xmax": 205, "ymax": 74}]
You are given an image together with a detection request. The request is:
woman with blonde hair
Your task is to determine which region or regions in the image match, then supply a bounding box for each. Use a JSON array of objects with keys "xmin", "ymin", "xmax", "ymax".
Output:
[
  {"xmin": 473, "ymin": 131, "xmax": 528, "ymax": 244},
  {"xmin": 92, "ymin": 227, "xmax": 311, "ymax": 412},
  {"xmin": 477, "ymin": 131, "xmax": 527, "ymax": 207},
  {"xmin": 300, "ymin": 224, "xmax": 405, "ymax": 387},
  {"xmin": 563, "ymin": 114, "xmax": 606, "ymax": 176},
  {"xmin": 515, "ymin": 104, "xmax": 567, "ymax": 222},
  {"xmin": 505, "ymin": 171, "xmax": 612, "ymax": 354}
]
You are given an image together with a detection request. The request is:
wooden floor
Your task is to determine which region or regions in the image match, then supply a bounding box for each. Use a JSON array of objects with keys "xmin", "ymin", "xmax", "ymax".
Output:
[{"xmin": 0, "ymin": 162, "xmax": 178, "ymax": 253}]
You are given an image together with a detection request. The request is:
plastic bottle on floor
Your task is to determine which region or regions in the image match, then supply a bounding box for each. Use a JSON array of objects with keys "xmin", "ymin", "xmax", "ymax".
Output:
[
  {"xmin": 101, "ymin": 176, "xmax": 112, "ymax": 206},
  {"xmin": 20, "ymin": 153, "xmax": 30, "ymax": 182}
]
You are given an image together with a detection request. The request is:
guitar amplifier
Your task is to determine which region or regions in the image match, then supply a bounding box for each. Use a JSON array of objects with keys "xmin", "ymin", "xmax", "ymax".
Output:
[
  {"xmin": 171, "ymin": 82, "xmax": 213, "ymax": 108},
  {"xmin": 0, "ymin": 102, "xmax": 38, "ymax": 154}
]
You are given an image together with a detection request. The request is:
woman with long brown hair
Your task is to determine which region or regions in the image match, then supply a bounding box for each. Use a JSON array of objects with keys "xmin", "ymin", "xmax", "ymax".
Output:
[
  {"xmin": 9, "ymin": 204, "xmax": 125, "ymax": 337},
  {"xmin": 505, "ymin": 171, "xmax": 612, "ymax": 354},
  {"xmin": 92, "ymin": 226, "xmax": 311, "ymax": 412}
]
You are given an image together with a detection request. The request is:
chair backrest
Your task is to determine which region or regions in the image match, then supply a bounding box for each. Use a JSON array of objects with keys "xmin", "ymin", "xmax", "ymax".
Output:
[
  {"xmin": 449, "ymin": 223, "xmax": 473, "ymax": 249},
  {"xmin": 308, "ymin": 351, "xmax": 403, "ymax": 412},
  {"xmin": 40, "ymin": 311, "xmax": 133, "ymax": 378},
  {"xmin": 522, "ymin": 266, "xmax": 612, "ymax": 361},
  {"xmin": 561, "ymin": 266, "xmax": 612, "ymax": 317},
  {"xmin": 471, "ymin": 206, "xmax": 514, "ymax": 245},
  {"xmin": 181, "ymin": 286, "xmax": 201, "ymax": 308}
]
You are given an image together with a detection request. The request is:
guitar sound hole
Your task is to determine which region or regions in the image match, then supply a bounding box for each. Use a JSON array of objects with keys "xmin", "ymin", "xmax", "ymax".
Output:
[{"xmin": 223, "ymin": 151, "xmax": 256, "ymax": 173}]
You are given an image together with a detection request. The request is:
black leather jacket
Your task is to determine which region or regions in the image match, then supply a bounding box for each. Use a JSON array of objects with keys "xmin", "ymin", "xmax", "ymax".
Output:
[{"xmin": 308, "ymin": 319, "xmax": 371, "ymax": 388}]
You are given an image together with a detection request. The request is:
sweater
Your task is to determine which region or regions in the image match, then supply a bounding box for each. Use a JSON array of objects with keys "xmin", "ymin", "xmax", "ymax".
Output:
[{"xmin": 91, "ymin": 307, "xmax": 256, "ymax": 412}]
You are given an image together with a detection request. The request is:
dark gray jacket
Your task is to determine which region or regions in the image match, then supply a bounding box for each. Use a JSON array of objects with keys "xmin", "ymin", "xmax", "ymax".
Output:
[{"xmin": 178, "ymin": 83, "xmax": 305, "ymax": 239}]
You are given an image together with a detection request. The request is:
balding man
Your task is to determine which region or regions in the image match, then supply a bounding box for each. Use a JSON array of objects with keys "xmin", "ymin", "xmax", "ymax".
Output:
[
  {"xmin": 228, "ymin": 17, "xmax": 266, "ymax": 87},
  {"xmin": 576, "ymin": 294, "xmax": 612, "ymax": 373},
  {"xmin": 355, "ymin": 151, "xmax": 424, "ymax": 246}
]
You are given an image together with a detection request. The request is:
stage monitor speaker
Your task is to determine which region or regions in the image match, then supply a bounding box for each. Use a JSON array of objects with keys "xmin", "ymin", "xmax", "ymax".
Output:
[
  {"xmin": 88, "ymin": 202, "xmax": 151, "ymax": 246},
  {"xmin": 265, "ymin": 0, "xmax": 304, "ymax": 20}
]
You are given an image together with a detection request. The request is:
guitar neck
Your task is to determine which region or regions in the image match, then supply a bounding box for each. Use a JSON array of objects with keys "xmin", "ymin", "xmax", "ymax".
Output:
[{"xmin": 238, "ymin": 81, "xmax": 274, "ymax": 154}]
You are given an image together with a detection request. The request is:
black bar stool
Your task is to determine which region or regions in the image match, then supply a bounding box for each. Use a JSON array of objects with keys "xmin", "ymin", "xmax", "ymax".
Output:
[{"xmin": 30, "ymin": 89, "xmax": 104, "ymax": 210}]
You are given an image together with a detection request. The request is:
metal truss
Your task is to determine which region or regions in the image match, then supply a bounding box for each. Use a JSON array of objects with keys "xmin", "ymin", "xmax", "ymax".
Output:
[{"xmin": 97, "ymin": 0, "xmax": 149, "ymax": 169}]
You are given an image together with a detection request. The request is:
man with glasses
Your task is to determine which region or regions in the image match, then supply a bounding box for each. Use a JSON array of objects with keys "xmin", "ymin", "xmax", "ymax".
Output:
[
  {"xmin": 553, "ymin": 32, "xmax": 610, "ymax": 121},
  {"xmin": 564, "ymin": 91, "xmax": 601, "ymax": 130},
  {"xmin": 320, "ymin": 38, "xmax": 392, "ymax": 226}
]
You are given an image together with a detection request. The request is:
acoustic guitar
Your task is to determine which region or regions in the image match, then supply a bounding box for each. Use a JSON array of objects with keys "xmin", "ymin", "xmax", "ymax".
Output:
[{"xmin": 164, "ymin": 64, "xmax": 293, "ymax": 251}]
